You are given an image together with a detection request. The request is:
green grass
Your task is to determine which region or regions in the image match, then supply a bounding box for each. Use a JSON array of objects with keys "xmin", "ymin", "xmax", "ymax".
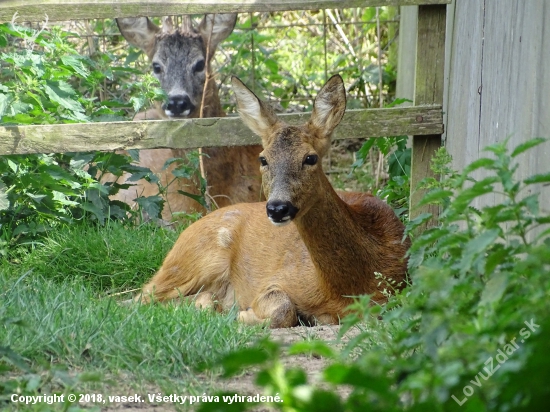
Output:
[
  {"xmin": 1, "ymin": 272, "xmax": 261, "ymax": 373},
  {"xmin": 6, "ymin": 221, "xmax": 181, "ymax": 294},
  {"xmin": 1, "ymin": 221, "xmax": 266, "ymax": 410}
]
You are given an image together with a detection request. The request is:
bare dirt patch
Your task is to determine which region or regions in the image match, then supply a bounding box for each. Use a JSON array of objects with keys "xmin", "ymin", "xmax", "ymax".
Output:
[{"xmin": 222, "ymin": 324, "xmax": 343, "ymax": 394}]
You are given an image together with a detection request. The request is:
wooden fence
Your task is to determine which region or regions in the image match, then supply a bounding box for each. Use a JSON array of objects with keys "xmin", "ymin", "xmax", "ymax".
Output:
[{"xmin": 0, "ymin": 0, "xmax": 451, "ymax": 225}]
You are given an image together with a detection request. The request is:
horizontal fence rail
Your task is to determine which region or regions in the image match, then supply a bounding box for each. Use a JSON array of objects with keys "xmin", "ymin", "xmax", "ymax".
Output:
[
  {"xmin": 1, "ymin": 0, "xmax": 452, "ymax": 22},
  {"xmin": 0, "ymin": 106, "xmax": 442, "ymax": 155}
]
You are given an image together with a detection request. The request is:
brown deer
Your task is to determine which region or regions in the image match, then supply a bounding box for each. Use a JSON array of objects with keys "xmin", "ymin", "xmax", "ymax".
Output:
[
  {"xmin": 135, "ymin": 75, "xmax": 410, "ymax": 328},
  {"xmin": 108, "ymin": 14, "xmax": 262, "ymax": 220}
]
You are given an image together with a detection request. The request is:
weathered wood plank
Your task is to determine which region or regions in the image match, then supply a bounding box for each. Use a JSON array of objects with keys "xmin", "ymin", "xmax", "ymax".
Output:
[
  {"xmin": 410, "ymin": 4, "xmax": 446, "ymax": 229},
  {"xmin": 463, "ymin": 0, "xmax": 550, "ymax": 227},
  {"xmin": 444, "ymin": 0, "xmax": 483, "ymax": 180},
  {"xmin": 0, "ymin": 106, "xmax": 442, "ymax": 155},
  {"xmin": 396, "ymin": 5, "xmax": 418, "ymax": 104},
  {"xmin": 0, "ymin": 0, "xmax": 452, "ymax": 23}
]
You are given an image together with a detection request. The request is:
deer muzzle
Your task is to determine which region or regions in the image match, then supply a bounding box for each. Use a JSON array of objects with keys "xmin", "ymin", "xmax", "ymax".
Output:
[{"xmin": 164, "ymin": 94, "xmax": 195, "ymax": 117}]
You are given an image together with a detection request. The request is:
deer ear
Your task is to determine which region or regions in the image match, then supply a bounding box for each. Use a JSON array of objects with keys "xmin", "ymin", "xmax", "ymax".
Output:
[
  {"xmin": 232, "ymin": 77, "xmax": 279, "ymax": 142},
  {"xmin": 308, "ymin": 74, "xmax": 346, "ymax": 138},
  {"xmin": 117, "ymin": 17, "xmax": 160, "ymax": 59},
  {"xmin": 199, "ymin": 14, "xmax": 237, "ymax": 57}
]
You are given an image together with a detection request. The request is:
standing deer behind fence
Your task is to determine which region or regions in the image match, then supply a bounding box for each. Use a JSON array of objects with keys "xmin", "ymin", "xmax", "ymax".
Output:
[
  {"xmin": 106, "ymin": 14, "xmax": 262, "ymax": 220},
  {"xmin": 135, "ymin": 74, "xmax": 410, "ymax": 328}
]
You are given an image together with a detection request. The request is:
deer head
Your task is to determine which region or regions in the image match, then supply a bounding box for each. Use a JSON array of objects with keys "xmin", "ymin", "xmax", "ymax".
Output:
[
  {"xmin": 117, "ymin": 14, "xmax": 237, "ymax": 118},
  {"xmin": 232, "ymin": 75, "xmax": 347, "ymax": 225}
]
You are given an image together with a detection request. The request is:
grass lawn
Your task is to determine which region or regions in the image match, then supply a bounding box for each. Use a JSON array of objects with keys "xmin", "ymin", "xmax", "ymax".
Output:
[{"xmin": 1, "ymin": 221, "xmax": 267, "ymax": 411}]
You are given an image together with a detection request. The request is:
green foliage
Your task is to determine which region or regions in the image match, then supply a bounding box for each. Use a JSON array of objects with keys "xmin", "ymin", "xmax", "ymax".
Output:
[
  {"xmin": 0, "ymin": 22, "xmax": 162, "ymax": 253},
  {"xmin": 351, "ymin": 99, "xmax": 413, "ymax": 217},
  {"xmin": 210, "ymin": 138, "xmax": 550, "ymax": 411},
  {"xmin": 0, "ymin": 151, "xmax": 156, "ymax": 255},
  {"xmin": 218, "ymin": 9, "xmax": 399, "ymax": 113},
  {"xmin": 352, "ymin": 132, "xmax": 411, "ymax": 217},
  {"xmin": 1, "ymin": 23, "xmax": 114, "ymax": 124},
  {"xmin": 167, "ymin": 150, "xmax": 210, "ymax": 211},
  {"xmin": 377, "ymin": 173, "xmax": 409, "ymax": 219},
  {"xmin": 0, "ymin": 21, "xmax": 163, "ymax": 123},
  {"xmin": 376, "ymin": 135, "xmax": 411, "ymax": 218},
  {"xmin": 0, "ymin": 148, "xmax": 206, "ymax": 255},
  {"xmin": 1, "ymin": 153, "xmax": 105, "ymax": 252}
]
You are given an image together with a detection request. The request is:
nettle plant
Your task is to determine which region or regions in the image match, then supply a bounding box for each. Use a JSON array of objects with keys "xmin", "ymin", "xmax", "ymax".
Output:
[
  {"xmin": 350, "ymin": 98, "xmax": 413, "ymax": 221},
  {"xmin": 206, "ymin": 138, "xmax": 550, "ymax": 412},
  {"xmin": 0, "ymin": 149, "xmax": 207, "ymax": 254},
  {"xmin": 352, "ymin": 131, "xmax": 411, "ymax": 220},
  {"xmin": 0, "ymin": 21, "xmax": 165, "ymax": 124},
  {"xmin": 0, "ymin": 152, "xmax": 145, "ymax": 253}
]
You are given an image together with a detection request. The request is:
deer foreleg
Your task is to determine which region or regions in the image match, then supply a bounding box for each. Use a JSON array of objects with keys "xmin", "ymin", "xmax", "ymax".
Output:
[{"xmin": 239, "ymin": 288, "xmax": 297, "ymax": 328}]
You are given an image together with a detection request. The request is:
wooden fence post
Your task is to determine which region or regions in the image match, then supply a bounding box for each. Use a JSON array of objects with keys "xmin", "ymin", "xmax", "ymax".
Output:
[{"xmin": 410, "ymin": 4, "xmax": 447, "ymax": 229}]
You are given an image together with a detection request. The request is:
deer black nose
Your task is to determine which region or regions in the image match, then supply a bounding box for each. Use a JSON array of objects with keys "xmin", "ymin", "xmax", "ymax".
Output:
[
  {"xmin": 266, "ymin": 200, "xmax": 298, "ymax": 224},
  {"xmin": 165, "ymin": 95, "xmax": 195, "ymax": 117}
]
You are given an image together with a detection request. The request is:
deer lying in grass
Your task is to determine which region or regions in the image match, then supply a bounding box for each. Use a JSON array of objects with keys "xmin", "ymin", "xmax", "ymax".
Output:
[
  {"xmin": 108, "ymin": 14, "xmax": 262, "ymax": 220},
  {"xmin": 136, "ymin": 75, "xmax": 410, "ymax": 328}
]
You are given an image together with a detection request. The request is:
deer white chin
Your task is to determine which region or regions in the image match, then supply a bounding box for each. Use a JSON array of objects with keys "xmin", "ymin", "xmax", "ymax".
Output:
[
  {"xmin": 269, "ymin": 216, "xmax": 293, "ymax": 227},
  {"xmin": 164, "ymin": 109, "xmax": 192, "ymax": 118}
]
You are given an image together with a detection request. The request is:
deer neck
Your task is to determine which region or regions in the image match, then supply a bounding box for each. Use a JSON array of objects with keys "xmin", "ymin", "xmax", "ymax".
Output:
[{"xmin": 292, "ymin": 175, "xmax": 378, "ymax": 298}]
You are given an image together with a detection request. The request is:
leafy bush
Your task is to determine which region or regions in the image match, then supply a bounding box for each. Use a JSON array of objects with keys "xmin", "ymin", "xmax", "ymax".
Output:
[
  {"xmin": 0, "ymin": 22, "xmax": 143, "ymax": 253},
  {"xmin": 350, "ymin": 99, "xmax": 413, "ymax": 218},
  {"xmin": 218, "ymin": 9, "xmax": 399, "ymax": 113},
  {"xmin": 0, "ymin": 22, "xmax": 209, "ymax": 253},
  {"xmin": 352, "ymin": 134, "xmax": 411, "ymax": 219},
  {"xmin": 0, "ymin": 151, "xmax": 155, "ymax": 255},
  {"xmin": 0, "ymin": 21, "xmax": 163, "ymax": 123},
  {"xmin": 207, "ymin": 137, "xmax": 550, "ymax": 411}
]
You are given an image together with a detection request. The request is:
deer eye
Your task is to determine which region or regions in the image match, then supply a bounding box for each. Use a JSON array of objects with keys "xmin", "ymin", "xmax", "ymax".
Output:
[
  {"xmin": 304, "ymin": 154, "xmax": 318, "ymax": 166},
  {"xmin": 152, "ymin": 63, "xmax": 162, "ymax": 74},
  {"xmin": 193, "ymin": 59, "xmax": 205, "ymax": 73},
  {"xmin": 259, "ymin": 156, "xmax": 268, "ymax": 167}
]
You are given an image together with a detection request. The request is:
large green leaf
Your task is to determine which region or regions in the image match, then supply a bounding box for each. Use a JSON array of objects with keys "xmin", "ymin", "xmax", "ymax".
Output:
[
  {"xmin": 524, "ymin": 173, "xmax": 550, "ymax": 185},
  {"xmin": 135, "ymin": 195, "xmax": 164, "ymax": 219},
  {"xmin": 511, "ymin": 137, "xmax": 547, "ymax": 157},
  {"xmin": 44, "ymin": 80, "xmax": 84, "ymax": 113},
  {"xmin": 61, "ymin": 55, "xmax": 89, "ymax": 77},
  {"xmin": 178, "ymin": 190, "xmax": 207, "ymax": 208}
]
